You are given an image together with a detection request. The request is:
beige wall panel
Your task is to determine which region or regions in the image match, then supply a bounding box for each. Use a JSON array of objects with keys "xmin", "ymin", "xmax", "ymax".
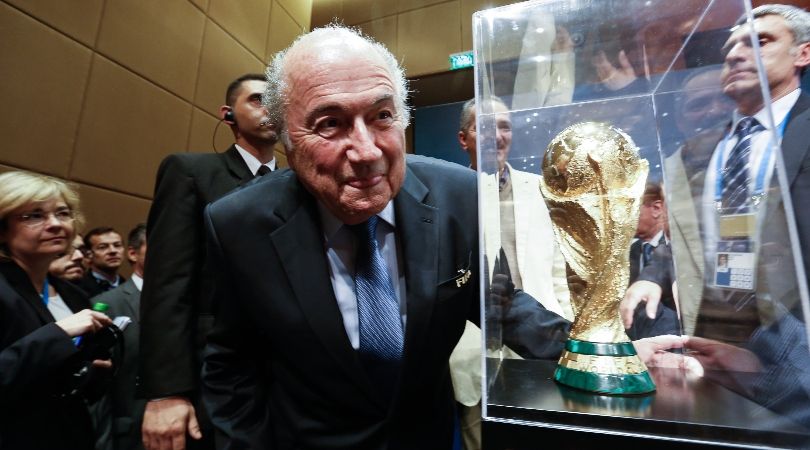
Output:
[
  {"xmin": 398, "ymin": 1, "xmax": 461, "ymax": 76},
  {"xmin": 311, "ymin": 0, "xmax": 342, "ymax": 28},
  {"xmin": 266, "ymin": 3, "xmax": 305, "ymax": 60},
  {"xmin": 188, "ymin": 107, "xmax": 233, "ymax": 153},
  {"xmin": 357, "ymin": 15, "xmax": 397, "ymax": 54},
  {"xmin": 4, "ymin": 0, "xmax": 104, "ymax": 46},
  {"xmin": 274, "ymin": 143, "xmax": 288, "ymax": 168},
  {"xmin": 340, "ymin": 0, "xmax": 396, "ymax": 26},
  {"xmin": 190, "ymin": 0, "xmax": 209, "ymax": 13},
  {"xmin": 397, "ymin": 0, "xmax": 448, "ymax": 13},
  {"xmin": 72, "ymin": 56, "xmax": 192, "ymax": 197},
  {"xmin": 208, "ymin": 0, "xmax": 271, "ymax": 58},
  {"xmin": 278, "ymin": 0, "xmax": 312, "ymax": 29},
  {"xmin": 75, "ymin": 183, "xmax": 151, "ymax": 251},
  {"xmin": 461, "ymin": 0, "xmax": 518, "ymax": 50},
  {"xmin": 0, "ymin": 3, "xmax": 92, "ymax": 178},
  {"xmin": 96, "ymin": 0, "xmax": 205, "ymax": 101},
  {"xmin": 195, "ymin": 20, "xmax": 264, "ymax": 115}
]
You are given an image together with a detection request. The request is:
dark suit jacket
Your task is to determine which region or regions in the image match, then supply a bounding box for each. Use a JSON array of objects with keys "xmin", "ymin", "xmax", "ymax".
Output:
[
  {"xmin": 781, "ymin": 93, "xmax": 810, "ymax": 289},
  {"xmin": 139, "ymin": 145, "xmax": 254, "ymax": 398},
  {"xmin": 629, "ymin": 234, "xmax": 664, "ymax": 284},
  {"xmin": 94, "ymin": 279, "xmax": 145, "ymax": 450},
  {"xmin": 0, "ymin": 261, "xmax": 95, "ymax": 450},
  {"xmin": 201, "ymin": 156, "xmax": 573, "ymax": 449}
]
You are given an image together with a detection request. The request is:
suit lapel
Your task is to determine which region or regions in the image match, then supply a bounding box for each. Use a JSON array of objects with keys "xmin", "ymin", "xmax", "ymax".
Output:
[
  {"xmin": 223, "ymin": 145, "xmax": 254, "ymax": 186},
  {"xmin": 0, "ymin": 263, "xmax": 53, "ymax": 324},
  {"xmin": 120, "ymin": 280, "xmax": 141, "ymax": 321},
  {"xmin": 394, "ymin": 167, "xmax": 438, "ymax": 371},
  {"xmin": 509, "ymin": 165, "xmax": 530, "ymax": 278},
  {"xmin": 270, "ymin": 187, "xmax": 379, "ymax": 404},
  {"xmin": 782, "ymin": 94, "xmax": 810, "ymax": 186}
]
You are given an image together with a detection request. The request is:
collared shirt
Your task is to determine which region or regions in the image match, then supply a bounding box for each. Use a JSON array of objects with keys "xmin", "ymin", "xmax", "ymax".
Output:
[
  {"xmin": 634, "ymin": 229, "xmax": 665, "ymax": 269},
  {"xmin": 235, "ymin": 144, "xmax": 276, "ymax": 176},
  {"xmin": 701, "ymin": 89, "xmax": 801, "ymax": 270},
  {"xmin": 92, "ymin": 270, "xmax": 122, "ymax": 289},
  {"xmin": 47, "ymin": 293, "xmax": 73, "ymax": 321},
  {"xmin": 131, "ymin": 273, "xmax": 143, "ymax": 291},
  {"xmin": 318, "ymin": 201, "xmax": 406, "ymax": 350}
]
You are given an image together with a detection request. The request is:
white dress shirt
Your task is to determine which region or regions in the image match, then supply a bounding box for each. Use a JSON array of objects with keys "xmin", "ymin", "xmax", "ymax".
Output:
[
  {"xmin": 318, "ymin": 201, "xmax": 406, "ymax": 350},
  {"xmin": 131, "ymin": 273, "xmax": 143, "ymax": 291},
  {"xmin": 235, "ymin": 144, "xmax": 276, "ymax": 176},
  {"xmin": 701, "ymin": 89, "xmax": 800, "ymax": 265}
]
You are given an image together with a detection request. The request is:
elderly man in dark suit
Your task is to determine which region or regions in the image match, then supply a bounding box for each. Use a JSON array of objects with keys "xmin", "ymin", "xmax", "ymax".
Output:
[
  {"xmin": 138, "ymin": 74, "xmax": 279, "ymax": 450},
  {"xmin": 199, "ymin": 25, "xmax": 579, "ymax": 449}
]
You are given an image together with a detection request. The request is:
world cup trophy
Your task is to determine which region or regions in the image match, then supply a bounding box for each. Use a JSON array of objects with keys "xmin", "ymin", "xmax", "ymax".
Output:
[{"xmin": 540, "ymin": 121, "xmax": 655, "ymax": 395}]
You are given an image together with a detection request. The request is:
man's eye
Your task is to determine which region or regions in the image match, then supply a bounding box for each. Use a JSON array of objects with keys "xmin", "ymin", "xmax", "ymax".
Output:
[
  {"xmin": 315, "ymin": 117, "xmax": 342, "ymax": 138},
  {"xmin": 377, "ymin": 110, "xmax": 393, "ymax": 120}
]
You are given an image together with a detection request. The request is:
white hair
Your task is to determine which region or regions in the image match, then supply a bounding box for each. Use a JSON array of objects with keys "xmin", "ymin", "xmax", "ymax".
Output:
[{"xmin": 264, "ymin": 24, "xmax": 411, "ymax": 150}]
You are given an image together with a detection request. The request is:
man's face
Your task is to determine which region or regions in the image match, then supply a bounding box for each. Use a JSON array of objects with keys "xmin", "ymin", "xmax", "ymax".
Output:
[
  {"xmin": 88, "ymin": 231, "xmax": 123, "ymax": 273},
  {"xmin": 678, "ymin": 69, "xmax": 734, "ymax": 135},
  {"xmin": 285, "ymin": 49, "xmax": 407, "ymax": 225},
  {"xmin": 231, "ymin": 79, "xmax": 278, "ymax": 144},
  {"xmin": 49, "ymin": 235, "xmax": 85, "ymax": 281},
  {"xmin": 493, "ymin": 102, "xmax": 513, "ymax": 172},
  {"xmin": 636, "ymin": 200, "xmax": 663, "ymax": 240},
  {"xmin": 458, "ymin": 110, "xmax": 477, "ymax": 170},
  {"xmin": 721, "ymin": 15, "xmax": 810, "ymax": 111}
]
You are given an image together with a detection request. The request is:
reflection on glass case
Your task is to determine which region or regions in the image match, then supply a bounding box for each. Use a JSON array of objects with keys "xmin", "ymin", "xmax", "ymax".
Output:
[{"xmin": 475, "ymin": 0, "xmax": 810, "ymax": 448}]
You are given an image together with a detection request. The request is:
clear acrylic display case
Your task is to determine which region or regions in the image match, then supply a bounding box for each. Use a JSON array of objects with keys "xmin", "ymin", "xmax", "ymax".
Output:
[{"xmin": 474, "ymin": 0, "xmax": 810, "ymax": 447}]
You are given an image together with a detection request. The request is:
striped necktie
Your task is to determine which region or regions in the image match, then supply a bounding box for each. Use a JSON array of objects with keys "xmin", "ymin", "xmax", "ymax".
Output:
[
  {"xmin": 350, "ymin": 216, "xmax": 404, "ymax": 362},
  {"xmin": 721, "ymin": 117, "xmax": 763, "ymax": 213}
]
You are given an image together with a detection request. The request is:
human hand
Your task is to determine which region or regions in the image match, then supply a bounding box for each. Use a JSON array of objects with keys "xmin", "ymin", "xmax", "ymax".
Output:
[
  {"xmin": 142, "ymin": 397, "xmax": 202, "ymax": 450},
  {"xmin": 592, "ymin": 50, "xmax": 637, "ymax": 91},
  {"xmin": 490, "ymin": 273, "xmax": 515, "ymax": 310},
  {"xmin": 683, "ymin": 335, "xmax": 762, "ymax": 373},
  {"xmin": 621, "ymin": 280, "xmax": 662, "ymax": 329},
  {"xmin": 633, "ymin": 334, "xmax": 684, "ymax": 368},
  {"xmin": 91, "ymin": 359, "xmax": 113, "ymax": 369},
  {"xmin": 55, "ymin": 309, "xmax": 112, "ymax": 337}
]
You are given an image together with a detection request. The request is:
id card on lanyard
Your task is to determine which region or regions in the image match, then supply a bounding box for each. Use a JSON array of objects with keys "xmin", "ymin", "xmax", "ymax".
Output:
[{"xmin": 712, "ymin": 113, "xmax": 789, "ymax": 291}]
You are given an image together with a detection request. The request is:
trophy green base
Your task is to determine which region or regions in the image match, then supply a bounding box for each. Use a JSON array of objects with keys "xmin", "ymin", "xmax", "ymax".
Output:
[{"xmin": 553, "ymin": 339, "xmax": 655, "ymax": 395}]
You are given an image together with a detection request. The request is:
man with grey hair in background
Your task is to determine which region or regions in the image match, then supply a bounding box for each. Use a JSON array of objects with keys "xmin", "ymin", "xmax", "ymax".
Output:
[
  {"xmin": 200, "ymin": 24, "xmax": 571, "ymax": 449},
  {"xmin": 622, "ymin": 4, "xmax": 810, "ymax": 425}
]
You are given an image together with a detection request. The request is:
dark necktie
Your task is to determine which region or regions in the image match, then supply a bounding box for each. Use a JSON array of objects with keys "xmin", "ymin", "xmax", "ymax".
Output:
[
  {"xmin": 722, "ymin": 117, "xmax": 763, "ymax": 213},
  {"xmin": 641, "ymin": 242, "xmax": 654, "ymax": 267},
  {"xmin": 256, "ymin": 165, "xmax": 272, "ymax": 177},
  {"xmin": 350, "ymin": 216, "xmax": 403, "ymax": 362},
  {"xmin": 96, "ymin": 278, "xmax": 113, "ymax": 292}
]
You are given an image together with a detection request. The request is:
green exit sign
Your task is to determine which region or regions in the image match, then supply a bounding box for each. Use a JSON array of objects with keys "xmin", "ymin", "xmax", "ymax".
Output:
[{"xmin": 449, "ymin": 51, "xmax": 474, "ymax": 70}]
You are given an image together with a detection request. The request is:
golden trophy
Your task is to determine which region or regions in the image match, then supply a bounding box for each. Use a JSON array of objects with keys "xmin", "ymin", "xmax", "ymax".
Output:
[{"xmin": 540, "ymin": 122, "xmax": 655, "ymax": 394}]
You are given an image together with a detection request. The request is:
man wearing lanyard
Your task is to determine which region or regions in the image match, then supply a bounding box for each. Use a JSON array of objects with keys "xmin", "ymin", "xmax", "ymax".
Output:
[
  {"xmin": 624, "ymin": 4, "xmax": 810, "ymax": 334},
  {"xmin": 622, "ymin": 5, "xmax": 810, "ymax": 422}
]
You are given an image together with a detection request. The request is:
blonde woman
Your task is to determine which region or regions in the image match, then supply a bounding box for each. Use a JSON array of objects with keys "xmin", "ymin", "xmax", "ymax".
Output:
[{"xmin": 0, "ymin": 171, "xmax": 112, "ymax": 450}]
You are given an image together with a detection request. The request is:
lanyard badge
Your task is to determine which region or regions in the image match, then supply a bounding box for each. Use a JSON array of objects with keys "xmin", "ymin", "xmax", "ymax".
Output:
[{"xmin": 711, "ymin": 113, "xmax": 789, "ymax": 292}]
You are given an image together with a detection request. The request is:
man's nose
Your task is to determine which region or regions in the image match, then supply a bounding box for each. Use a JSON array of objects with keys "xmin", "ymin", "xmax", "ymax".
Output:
[
  {"xmin": 347, "ymin": 119, "xmax": 381, "ymax": 162},
  {"xmin": 725, "ymin": 41, "xmax": 747, "ymax": 63}
]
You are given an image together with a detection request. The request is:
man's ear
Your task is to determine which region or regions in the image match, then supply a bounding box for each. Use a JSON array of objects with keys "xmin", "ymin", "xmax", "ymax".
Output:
[
  {"xmin": 652, "ymin": 200, "xmax": 664, "ymax": 219},
  {"xmin": 126, "ymin": 247, "xmax": 138, "ymax": 265},
  {"xmin": 794, "ymin": 42, "xmax": 810, "ymax": 70},
  {"xmin": 458, "ymin": 131, "xmax": 468, "ymax": 150}
]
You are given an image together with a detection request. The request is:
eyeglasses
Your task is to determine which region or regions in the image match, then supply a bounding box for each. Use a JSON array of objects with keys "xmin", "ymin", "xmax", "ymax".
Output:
[{"xmin": 14, "ymin": 208, "xmax": 75, "ymax": 229}]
